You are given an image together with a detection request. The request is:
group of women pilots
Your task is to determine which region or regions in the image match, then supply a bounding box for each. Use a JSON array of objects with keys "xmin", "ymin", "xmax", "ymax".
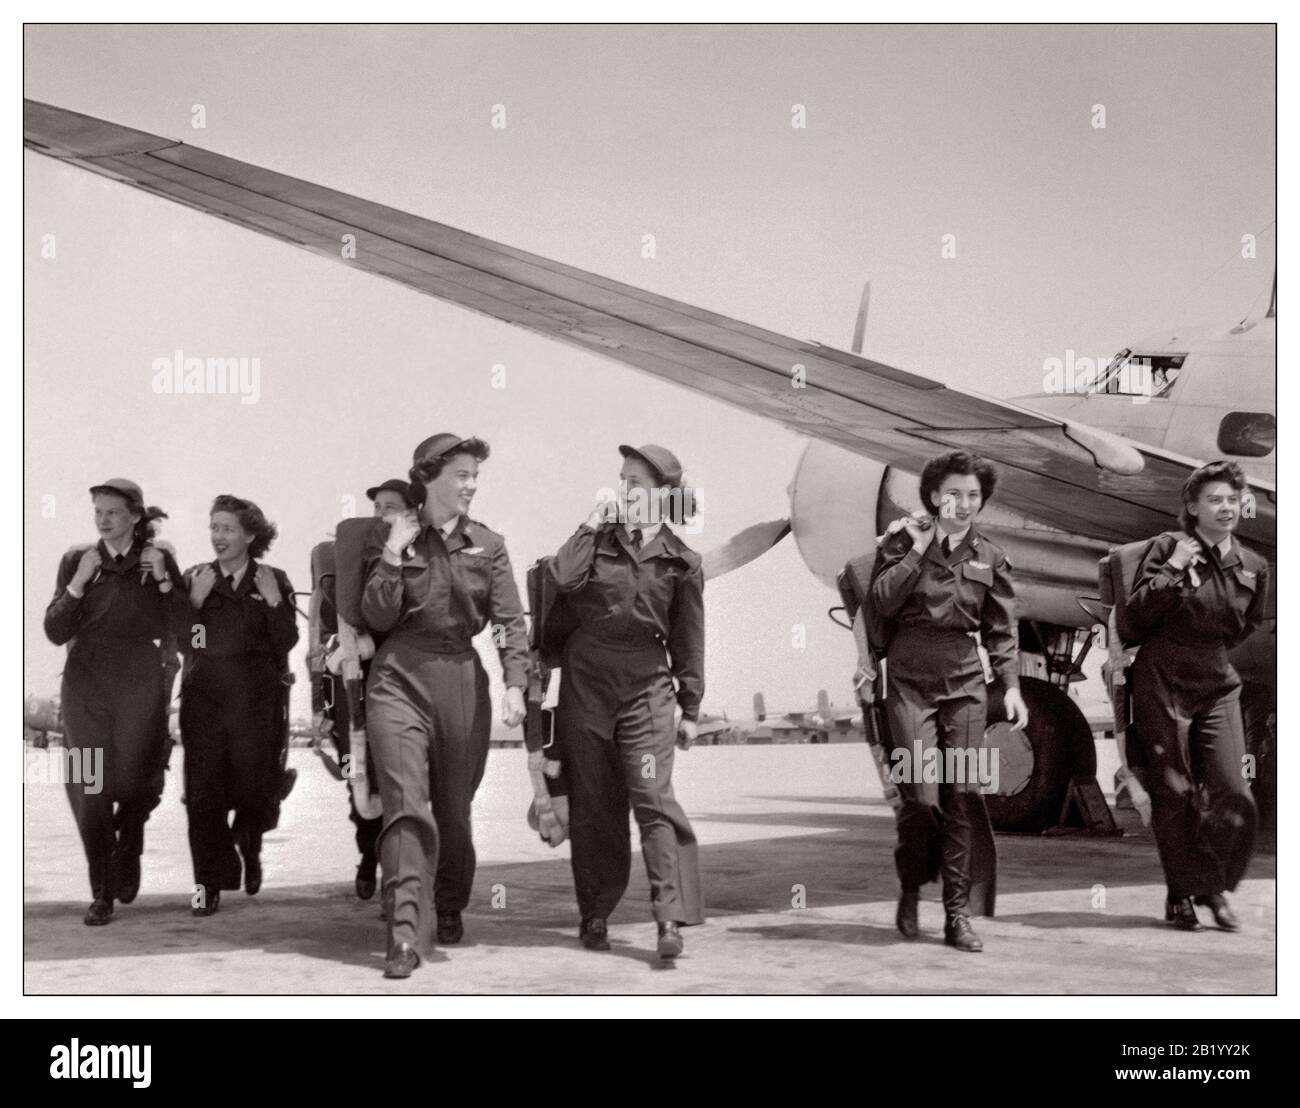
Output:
[{"xmin": 44, "ymin": 441, "xmax": 1267, "ymax": 976}]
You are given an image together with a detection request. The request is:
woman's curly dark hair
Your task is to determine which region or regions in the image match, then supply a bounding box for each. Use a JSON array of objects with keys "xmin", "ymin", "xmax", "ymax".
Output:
[
  {"xmin": 210, "ymin": 494, "xmax": 278, "ymax": 559},
  {"xmin": 407, "ymin": 437, "xmax": 490, "ymax": 509},
  {"xmin": 918, "ymin": 451, "xmax": 998, "ymax": 515},
  {"xmin": 144, "ymin": 505, "xmax": 168, "ymax": 540},
  {"xmin": 1180, "ymin": 460, "xmax": 1248, "ymax": 533}
]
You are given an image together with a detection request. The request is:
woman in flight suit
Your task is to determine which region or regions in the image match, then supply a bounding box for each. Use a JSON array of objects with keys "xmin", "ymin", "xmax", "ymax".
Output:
[
  {"xmin": 552, "ymin": 444, "xmax": 705, "ymax": 960},
  {"xmin": 1128, "ymin": 460, "xmax": 1268, "ymax": 932},
  {"xmin": 180, "ymin": 495, "xmax": 299, "ymax": 917},
  {"xmin": 869, "ymin": 451, "xmax": 1028, "ymax": 953},
  {"xmin": 362, "ymin": 434, "xmax": 530, "ymax": 979},
  {"xmin": 44, "ymin": 478, "xmax": 185, "ymax": 926}
]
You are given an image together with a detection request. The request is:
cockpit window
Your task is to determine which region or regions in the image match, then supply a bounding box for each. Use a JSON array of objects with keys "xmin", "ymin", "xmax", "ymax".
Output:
[
  {"xmin": 1094, "ymin": 350, "xmax": 1186, "ymax": 399},
  {"xmin": 1218, "ymin": 412, "xmax": 1276, "ymax": 457}
]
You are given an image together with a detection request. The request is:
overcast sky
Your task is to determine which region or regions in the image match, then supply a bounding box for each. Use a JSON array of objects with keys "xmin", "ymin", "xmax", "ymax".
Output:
[{"xmin": 24, "ymin": 24, "xmax": 1275, "ymax": 717}]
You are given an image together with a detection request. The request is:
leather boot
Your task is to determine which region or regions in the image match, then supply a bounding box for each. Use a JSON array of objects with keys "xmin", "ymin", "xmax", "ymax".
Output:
[
  {"xmin": 385, "ymin": 933, "xmax": 420, "ymax": 978},
  {"xmin": 896, "ymin": 888, "xmax": 920, "ymax": 938},
  {"xmin": 944, "ymin": 914, "xmax": 983, "ymax": 952},
  {"xmin": 940, "ymin": 793, "xmax": 974, "ymax": 921},
  {"xmin": 657, "ymin": 921, "xmax": 683, "ymax": 960},
  {"xmin": 116, "ymin": 822, "xmax": 144, "ymax": 904},
  {"xmin": 382, "ymin": 884, "xmax": 420, "ymax": 978},
  {"xmin": 436, "ymin": 910, "xmax": 464, "ymax": 945},
  {"xmin": 84, "ymin": 898, "xmax": 114, "ymax": 926},
  {"xmin": 355, "ymin": 856, "xmax": 378, "ymax": 901},
  {"xmin": 192, "ymin": 885, "xmax": 221, "ymax": 917},
  {"xmin": 1194, "ymin": 894, "xmax": 1239, "ymax": 932},
  {"xmin": 239, "ymin": 828, "xmax": 263, "ymax": 896},
  {"xmin": 580, "ymin": 917, "xmax": 611, "ymax": 951},
  {"xmin": 1165, "ymin": 896, "xmax": 1203, "ymax": 931}
]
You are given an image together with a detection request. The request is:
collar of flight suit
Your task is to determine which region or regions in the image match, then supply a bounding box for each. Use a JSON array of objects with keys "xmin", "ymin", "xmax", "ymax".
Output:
[
  {"xmin": 620, "ymin": 519, "xmax": 662, "ymax": 550},
  {"xmin": 418, "ymin": 513, "xmax": 475, "ymax": 555},
  {"xmin": 638, "ymin": 522, "xmax": 690, "ymax": 564},
  {"xmin": 1192, "ymin": 528, "xmax": 1240, "ymax": 569},
  {"xmin": 924, "ymin": 524, "xmax": 981, "ymax": 569},
  {"xmin": 97, "ymin": 538, "xmax": 140, "ymax": 574},
  {"xmin": 210, "ymin": 558, "xmax": 259, "ymax": 599},
  {"xmin": 616, "ymin": 520, "xmax": 648, "ymax": 561},
  {"xmin": 598, "ymin": 520, "xmax": 673, "ymax": 563}
]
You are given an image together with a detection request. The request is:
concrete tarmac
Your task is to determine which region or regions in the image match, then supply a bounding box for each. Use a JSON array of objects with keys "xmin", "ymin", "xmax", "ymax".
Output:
[{"xmin": 23, "ymin": 743, "xmax": 1275, "ymax": 994}]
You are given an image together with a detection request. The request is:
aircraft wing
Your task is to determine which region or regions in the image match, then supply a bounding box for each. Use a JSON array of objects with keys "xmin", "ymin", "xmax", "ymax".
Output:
[{"xmin": 25, "ymin": 99, "xmax": 1275, "ymax": 555}]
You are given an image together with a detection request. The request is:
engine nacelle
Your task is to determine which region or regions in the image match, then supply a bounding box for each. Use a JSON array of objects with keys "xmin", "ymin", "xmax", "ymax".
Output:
[{"xmin": 787, "ymin": 441, "xmax": 886, "ymax": 588}]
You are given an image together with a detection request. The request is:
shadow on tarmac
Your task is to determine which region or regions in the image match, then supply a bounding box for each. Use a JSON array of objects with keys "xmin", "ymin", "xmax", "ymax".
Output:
[{"xmin": 24, "ymin": 794, "xmax": 1275, "ymax": 975}]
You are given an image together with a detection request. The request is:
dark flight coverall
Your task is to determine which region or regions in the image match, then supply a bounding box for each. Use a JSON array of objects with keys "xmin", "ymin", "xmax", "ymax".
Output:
[
  {"xmin": 1128, "ymin": 532, "xmax": 1269, "ymax": 899},
  {"xmin": 869, "ymin": 525, "xmax": 1018, "ymax": 915},
  {"xmin": 552, "ymin": 522, "xmax": 706, "ymax": 927},
  {"xmin": 44, "ymin": 541, "xmax": 186, "ymax": 903},
  {"xmin": 361, "ymin": 517, "xmax": 530, "ymax": 950},
  {"xmin": 179, "ymin": 561, "xmax": 299, "ymax": 895},
  {"xmin": 312, "ymin": 547, "xmax": 382, "ymax": 869}
]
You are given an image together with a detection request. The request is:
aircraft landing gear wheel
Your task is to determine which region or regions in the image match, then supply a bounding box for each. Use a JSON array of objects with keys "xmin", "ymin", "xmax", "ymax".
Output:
[{"xmin": 983, "ymin": 676, "xmax": 1096, "ymax": 833}]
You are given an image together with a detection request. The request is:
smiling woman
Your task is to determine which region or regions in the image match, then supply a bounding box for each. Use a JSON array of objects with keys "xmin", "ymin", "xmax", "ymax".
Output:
[
  {"xmin": 359, "ymin": 432, "xmax": 531, "ymax": 979},
  {"xmin": 178, "ymin": 494, "xmax": 299, "ymax": 919},
  {"xmin": 868, "ymin": 450, "xmax": 1027, "ymax": 953},
  {"xmin": 1126, "ymin": 460, "xmax": 1270, "ymax": 934},
  {"xmin": 549, "ymin": 443, "xmax": 706, "ymax": 961}
]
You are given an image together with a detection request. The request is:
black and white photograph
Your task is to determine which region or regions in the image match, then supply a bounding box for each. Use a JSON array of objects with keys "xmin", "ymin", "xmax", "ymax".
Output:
[{"xmin": 18, "ymin": 18, "xmax": 1284, "ymax": 1034}]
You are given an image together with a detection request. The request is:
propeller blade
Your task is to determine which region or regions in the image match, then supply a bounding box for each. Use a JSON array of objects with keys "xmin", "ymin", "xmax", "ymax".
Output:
[
  {"xmin": 851, "ymin": 280, "xmax": 871, "ymax": 355},
  {"xmin": 701, "ymin": 519, "xmax": 791, "ymax": 581}
]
